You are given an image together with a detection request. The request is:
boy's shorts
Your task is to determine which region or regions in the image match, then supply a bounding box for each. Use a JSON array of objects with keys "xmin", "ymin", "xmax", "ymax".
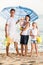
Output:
[{"xmin": 31, "ymin": 40, "xmax": 37, "ymax": 44}]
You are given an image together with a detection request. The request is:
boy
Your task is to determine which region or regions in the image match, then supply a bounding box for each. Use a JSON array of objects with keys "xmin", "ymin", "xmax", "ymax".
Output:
[{"xmin": 5, "ymin": 9, "xmax": 19, "ymax": 56}]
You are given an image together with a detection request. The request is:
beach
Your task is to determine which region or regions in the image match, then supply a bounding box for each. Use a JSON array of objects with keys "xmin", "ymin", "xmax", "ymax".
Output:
[
  {"xmin": 0, "ymin": 0, "xmax": 43, "ymax": 65},
  {"xmin": 0, "ymin": 52, "xmax": 43, "ymax": 65},
  {"xmin": 0, "ymin": 15, "xmax": 43, "ymax": 65}
]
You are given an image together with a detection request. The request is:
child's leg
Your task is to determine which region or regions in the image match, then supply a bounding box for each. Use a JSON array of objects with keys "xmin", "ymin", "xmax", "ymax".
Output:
[
  {"xmin": 14, "ymin": 42, "xmax": 19, "ymax": 55},
  {"xmin": 6, "ymin": 43, "xmax": 10, "ymax": 56},
  {"xmin": 25, "ymin": 45, "xmax": 27, "ymax": 56},
  {"xmin": 35, "ymin": 44, "xmax": 38, "ymax": 56},
  {"xmin": 31, "ymin": 43, "xmax": 34, "ymax": 56},
  {"xmin": 21, "ymin": 44, "xmax": 23, "ymax": 55}
]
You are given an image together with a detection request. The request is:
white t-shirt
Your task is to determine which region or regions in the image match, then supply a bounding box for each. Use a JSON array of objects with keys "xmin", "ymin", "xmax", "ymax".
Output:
[
  {"xmin": 22, "ymin": 28, "xmax": 30, "ymax": 35},
  {"xmin": 6, "ymin": 17, "xmax": 17, "ymax": 34},
  {"xmin": 32, "ymin": 28, "xmax": 38, "ymax": 36},
  {"xmin": 6, "ymin": 17, "xmax": 19, "ymax": 42}
]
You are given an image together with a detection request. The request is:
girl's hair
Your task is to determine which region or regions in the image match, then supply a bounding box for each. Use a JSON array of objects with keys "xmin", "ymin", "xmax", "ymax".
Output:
[
  {"xmin": 25, "ymin": 15, "xmax": 30, "ymax": 21},
  {"xmin": 32, "ymin": 22, "xmax": 38, "ymax": 29}
]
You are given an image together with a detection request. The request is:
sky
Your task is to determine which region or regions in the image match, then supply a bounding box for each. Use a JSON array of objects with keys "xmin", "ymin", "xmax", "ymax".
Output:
[{"xmin": 0, "ymin": 0, "xmax": 43, "ymax": 15}]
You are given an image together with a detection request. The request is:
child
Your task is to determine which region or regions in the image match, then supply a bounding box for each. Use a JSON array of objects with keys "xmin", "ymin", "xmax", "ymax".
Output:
[
  {"xmin": 16, "ymin": 17, "xmax": 25, "ymax": 31},
  {"xmin": 16, "ymin": 15, "xmax": 30, "ymax": 31},
  {"xmin": 30, "ymin": 22, "xmax": 38, "ymax": 56},
  {"xmin": 5, "ymin": 9, "xmax": 19, "ymax": 56},
  {"xmin": 20, "ymin": 15, "xmax": 30, "ymax": 56}
]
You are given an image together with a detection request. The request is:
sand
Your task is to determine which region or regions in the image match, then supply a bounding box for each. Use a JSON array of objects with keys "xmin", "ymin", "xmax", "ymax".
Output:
[{"xmin": 0, "ymin": 52, "xmax": 43, "ymax": 65}]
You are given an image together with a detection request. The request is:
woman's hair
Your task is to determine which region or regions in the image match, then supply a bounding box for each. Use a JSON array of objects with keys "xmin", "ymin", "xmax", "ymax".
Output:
[
  {"xmin": 32, "ymin": 22, "xmax": 38, "ymax": 29},
  {"xmin": 25, "ymin": 15, "xmax": 30, "ymax": 21},
  {"xmin": 10, "ymin": 9, "xmax": 15, "ymax": 12}
]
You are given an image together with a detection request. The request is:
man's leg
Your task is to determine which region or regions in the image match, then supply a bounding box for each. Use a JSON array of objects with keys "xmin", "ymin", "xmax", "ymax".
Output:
[
  {"xmin": 14, "ymin": 42, "xmax": 19, "ymax": 55},
  {"xmin": 6, "ymin": 43, "xmax": 10, "ymax": 56}
]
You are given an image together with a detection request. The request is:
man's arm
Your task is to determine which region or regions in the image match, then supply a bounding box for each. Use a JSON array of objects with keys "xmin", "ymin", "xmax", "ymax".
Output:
[
  {"xmin": 5, "ymin": 23, "xmax": 9, "ymax": 37},
  {"xmin": 16, "ymin": 18, "xmax": 25, "ymax": 24},
  {"xmin": 16, "ymin": 20, "xmax": 20, "ymax": 24}
]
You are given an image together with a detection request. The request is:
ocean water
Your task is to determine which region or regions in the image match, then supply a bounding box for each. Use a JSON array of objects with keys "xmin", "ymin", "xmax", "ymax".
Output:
[{"xmin": 0, "ymin": 15, "xmax": 43, "ymax": 53}]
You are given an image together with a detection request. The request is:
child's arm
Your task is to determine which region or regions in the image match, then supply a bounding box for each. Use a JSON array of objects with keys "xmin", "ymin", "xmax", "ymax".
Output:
[
  {"xmin": 30, "ymin": 30, "xmax": 32, "ymax": 36},
  {"xmin": 37, "ymin": 29, "xmax": 40, "ymax": 36}
]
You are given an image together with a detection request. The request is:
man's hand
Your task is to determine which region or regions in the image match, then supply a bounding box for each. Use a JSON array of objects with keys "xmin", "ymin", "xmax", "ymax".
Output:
[
  {"xmin": 16, "ymin": 20, "xmax": 20, "ymax": 24},
  {"xmin": 20, "ymin": 31, "xmax": 22, "ymax": 36}
]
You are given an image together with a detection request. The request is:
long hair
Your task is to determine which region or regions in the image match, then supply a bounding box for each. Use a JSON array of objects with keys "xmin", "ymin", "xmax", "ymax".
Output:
[{"xmin": 32, "ymin": 22, "xmax": 38, "ymax": 29}]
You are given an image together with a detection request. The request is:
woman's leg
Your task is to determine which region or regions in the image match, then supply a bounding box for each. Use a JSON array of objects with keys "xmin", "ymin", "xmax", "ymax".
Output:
[
  {"xmin": 25, "ymin": 45, "xmax": 27, "ymax": 56},
  {"xmin": 21, "ymin": 44, "xmax": 23, "ymax": 56},
  {"xmin": 25, "ymin": 36, "xmax": 29, "ymax": 56}
]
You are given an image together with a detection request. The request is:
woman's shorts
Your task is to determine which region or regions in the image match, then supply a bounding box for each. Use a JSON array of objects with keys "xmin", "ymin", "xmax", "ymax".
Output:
[{"xmin": 20, "ymin": 35, "xmax": 29, "ymax": 45}]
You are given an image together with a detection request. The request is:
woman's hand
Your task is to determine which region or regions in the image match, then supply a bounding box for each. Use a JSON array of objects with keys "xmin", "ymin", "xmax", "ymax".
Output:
[{"xmin": 20, "ymin": 31, "xmax": 22, "ymax": 36}]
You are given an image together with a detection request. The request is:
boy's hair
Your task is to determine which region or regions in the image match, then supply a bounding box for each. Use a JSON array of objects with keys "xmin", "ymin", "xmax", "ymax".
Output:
[
  {"xmin": 32, "ymin": 22, "xmax": 38, "ymax": 29},
  {"xmin": 10, "ymin": 9, "xmax": 15, "ymax": 12},
  {"xmin": 25, "ymin": 15, "xmax": 30, "ymax": 21}
]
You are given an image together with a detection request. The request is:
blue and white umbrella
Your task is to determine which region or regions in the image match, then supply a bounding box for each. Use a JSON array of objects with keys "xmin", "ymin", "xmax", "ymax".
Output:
[{"xmin": 0, "ymin": 6, "xmax": 38, "ymax": 21}]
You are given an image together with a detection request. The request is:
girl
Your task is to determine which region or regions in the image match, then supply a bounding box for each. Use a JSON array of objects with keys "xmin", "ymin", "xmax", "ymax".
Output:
[
  {"xmin": 30, "ymin": 22, "xmax": 38, "ymax": 56},
  {"xmin": 20, "ymin": 15, "xmax": 30, "ymax": 56}
]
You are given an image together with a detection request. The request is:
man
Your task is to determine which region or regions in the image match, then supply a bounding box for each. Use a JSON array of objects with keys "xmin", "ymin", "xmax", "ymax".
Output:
[{"xmin": 5, "ymin": 9, "xmax": 19, "ymax": 56}]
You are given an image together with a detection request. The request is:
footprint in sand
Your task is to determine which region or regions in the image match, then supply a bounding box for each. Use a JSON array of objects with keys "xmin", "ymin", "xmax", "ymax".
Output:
[{"xmin": 0, "ymin": 63, "xmax": 3, "ymax": 65}]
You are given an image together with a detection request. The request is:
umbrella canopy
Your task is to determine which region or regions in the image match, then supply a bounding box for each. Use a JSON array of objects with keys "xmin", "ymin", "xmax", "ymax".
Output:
[{"xmin": 0, "ymin": 6, "xmax": 38, "ymax": 21}]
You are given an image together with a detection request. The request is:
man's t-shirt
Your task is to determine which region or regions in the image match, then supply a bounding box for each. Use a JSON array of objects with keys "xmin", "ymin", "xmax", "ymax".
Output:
[
  {"xmin": 6, "ymin": 17, "xmax": 19, "ymax": 42},
  {"xmin": 6, "ymin": 17, "xmax": 17, "ymax": 35}
]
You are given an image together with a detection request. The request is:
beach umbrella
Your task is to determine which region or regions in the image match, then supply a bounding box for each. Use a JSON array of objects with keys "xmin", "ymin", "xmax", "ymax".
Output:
[{"xmin": 0, "ymin": 6, "xmax": 38, "ymax": 21}]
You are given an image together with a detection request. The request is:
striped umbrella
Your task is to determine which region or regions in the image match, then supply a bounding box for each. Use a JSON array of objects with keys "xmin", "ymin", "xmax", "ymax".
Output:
[{"xmin": 0, "ymin": 6, "xmax": 38, "ymax": 21}]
